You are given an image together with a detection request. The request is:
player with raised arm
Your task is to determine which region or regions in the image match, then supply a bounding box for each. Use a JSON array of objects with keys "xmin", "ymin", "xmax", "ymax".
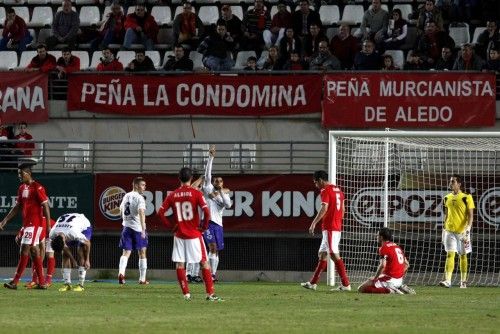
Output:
[
  {"xmin": 186, "ymin": 175, "xmax": 204, "ymax": 283},
  {"xmin": 440, "ymin": 174, "xmax": 475, "ymax": 289},
  {"xmin": 202, "ymin": 145, "xmax": 232, "ymax": 282},
  {"xmin": 358, "ymin": 228, "xmax": 415, "ymax": 294},
  {"xmin": 157, "ymin": 167, "xmax": 222, "ymax": 301},
  {"xmin": 301, "ymin": 170, "xmax": 351, "ymax": 291},
  {"xmin": 118, "ymin": 177, "xmax": 149, "ymax": 285},
  {"xmin": 50, "ymin": 213, "xmax": 92, "ymax": 292},
  {"xmin": 0, "ymin": 160, "xmax": 51, "ymax": 290}
]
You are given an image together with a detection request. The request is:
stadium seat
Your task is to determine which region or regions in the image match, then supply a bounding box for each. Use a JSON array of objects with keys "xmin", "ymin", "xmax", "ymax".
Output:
[
  {"xmin": 155, "ymin": 28, "xmax": 174, "ymax": 50},
  {"xmin": 384, "ymin": 50, "xmax": 405, "ymax": 69},
  {"xmin": 28, "ymin": 7, "xmax": 53, "ymax": 28},
  {"xmin": 189, "ymin": 51, "xmax": 204, "ymax": 70},
  {"xmin": 116, "ymin": 50, "xmax": 136, "ymax": 68},
  {"xmin": 196, "ymin": 0, "xmax": 216, "ymax": 4},
  {"xmin": 257, "ymin": 50, "xmax": 269, "ymax": 66},
  {"xmin": 393, "ymin": 4, "xmax": 413, "ymax": 21},
  {"xmin": 48, "ymin": 50, "xmax": 62, "ymax": 60},
  {"xmin": 449, "ymin": 25, "xmax": 470, "ymax": 47},
  {"xmin": 89, "ymin": 51, "xmax": 102, "ymax": 69},
  {"xmin": 75, "ymin": 0, "xmax": 96, "ymax": 4},
  {"xmin": 0, "ymin": 51, "xmax": 18, "ymax": 70},
  {"xmin": 230, "ymin": 143, "xmax": 256, "ymax": 170},
  {"xmin": 79, "ymin": 6, "xmax": 100, "ymax": 26},
  {"xmin": 56, "ymin": 6, "xmax": 76, "ymax": 13},
  {"xmin": 198, "ymin": 6, "xmax": 219, "ymax": 25},
  {"xmin": 37, "ymin": 28, "xmax": 51, "ymax": 44},
  {"xmin": 326, "ymin": 27, "xmax": 338, "ymax": 41},
  {"xmin": 319, "ymin": 5, "xmax": 340, "ymax": 26},
  {"xmin": 13, "ymin": 7, "xmax": 30, "ymax": 25},
  {"xmin": 51, "ymin": 0, "xmax": 64, "ymax": 4},
  {"xmin": 18, "ymin": 50, "xmax": 37, "ymax": 68},
  {"xmin": 0, "ymin": 8, "xmax": 6, "ymax": 26},
  {"xmin": 146, "ymin": 50, "xmax": 161, "ymax": 68},
  {"xmin": 472, "ymin": 27, "xmax": 486, "ymax": 44},
  {"xmin": 341, "ymin": 5, "xmax": 364, "ymax": 25},
  {"xmin": 270, "ymin": 5, "xmax": 291, "ymax": 18},
  {"xmin": 28, "ymin": 0, "xmax": 49, "ymax": 4},
  {"xmin": 230, "ymin": 6, "xmax": 243, "ymax": 20},
  {"xmin": 151, "ymin": 6, "xmax": 172, "ymax": 26},
  {"xmin": 174, "ymin": 5, "xmax": 195, "ymax": 18},
  {"xmin": 171, "ymin": 0, "xmax": 184, "ymax": 4},
  {"xmin": 4, "ymin": 0, "xmax": 27, "ymax": 4},
  {"xmin": 72, "ymin": 50, "xmax": 90, "ymax": 69},
  {"xmin": 234, "ymin": 50, "xmax": 256, "ymax": 69},
  {"xmin": 293, "ymin": 5, "xmax": 314, "ymax": 11}
]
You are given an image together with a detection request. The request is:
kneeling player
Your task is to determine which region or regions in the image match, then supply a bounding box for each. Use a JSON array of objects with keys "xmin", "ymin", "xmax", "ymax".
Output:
[
  {"xmin": 358, "ymin": 228, "xmax": 416, "ymax": 294},
  {"xmin": 50, "ymin": 213, "xmax": 92, "ymax": 292}
]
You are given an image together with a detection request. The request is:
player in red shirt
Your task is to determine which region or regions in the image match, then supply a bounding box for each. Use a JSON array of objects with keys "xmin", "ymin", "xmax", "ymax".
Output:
[
  {"xmin": 301, "ymin": 170, "xmax": 351, "ymax": 291},
  {"xmin": 0, "ymin": 160, "xmax": 51, "ymax": 289},
  {"xmin": 358, "ymin": 228, "xmax": 415, "ymax": 294},
  {"xmin": 157, "ymin": 167, "xmax": 222, "ymax": 301}
]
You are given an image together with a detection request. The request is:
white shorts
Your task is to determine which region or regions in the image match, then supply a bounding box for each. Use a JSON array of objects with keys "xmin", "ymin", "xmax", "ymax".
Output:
[
  {"xmin": 374, "ymin": 275, "xmax": 403, "ymax": 289},
  {"xmin": 171, "ymin": 236, "xmax": 208, "ymax": 264},
  {"xmin": 318, "ymin": 230, "xmax": 341, "ymax": 254},
  {"xmin": 443, "ymin": 230, "xmax": 472, "ymax": 255},
  {"xmin": 20, "ymin": 226, "xmax": 43, "ymax": 246}
]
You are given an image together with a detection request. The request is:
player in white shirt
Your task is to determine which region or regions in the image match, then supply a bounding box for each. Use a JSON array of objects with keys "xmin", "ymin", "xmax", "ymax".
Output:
[
  {"xmin": 118, "ymin": 177, "xmax": 148, "ymax": 285},
  {"xmin": 49, "ymin": 213, "xmax": 92, "ymax": 292},
  {"xmin": 202, "ymin": 145, "xmax": 232, "ymax": 281}
]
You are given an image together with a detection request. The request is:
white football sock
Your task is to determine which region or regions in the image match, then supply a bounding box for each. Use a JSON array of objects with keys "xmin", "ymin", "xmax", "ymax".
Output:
[
  {"xmin": 78, "ymin": 266, "xmax": 86, "ymax": 286},
  {"xmin": 119, "ymin": 256, "xmax": 129, "ymax": 276},
  {"xmin": 139, "ymin": 258, "xmax": 147, "ymax": 282},
  {"xmin": 209, "ymin": 253, "xmax": 219, "ymax": 275},
  {"xmin": 193, "ymin": 263, "xmax": 200, "ymax": 276},
  {"xmin": 63, "ymin": 268, "xmax": 72, "ymax": 284}
]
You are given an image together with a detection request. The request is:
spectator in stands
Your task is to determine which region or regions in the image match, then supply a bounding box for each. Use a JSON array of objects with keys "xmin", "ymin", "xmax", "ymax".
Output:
[
  {"xmin": 475, "ymin": 21, "xmax": 500, "ymax": 61},
  {"xmin": 197, "ymin": 22, "xmax": 235, "ymax": 71},
  {"xmin": 416, "ymin": 20, "xmax": 455, "ymax": 67},
  {"xmin": 91, "ymin": 2, "xmax": 125, "ymax": 52},
  {"xmin": 416, "ymin": 1, "xmax": 444, "ymax": 35},
  {"xmin": 243, "ymin": 56, "xmax": 258, "ymax": 71},
  {"xmin": 242, "ymin": 0, "xmax": 271, "ymax": 54},
  {"xmin": 0, "ymin": 7, "xmax": 33, "ymax": 53},
  {"xmin": 55, "ymin": 47, "xmax": 80, "ymax": 79},
  {"xmin": 163, "ymin": 44, "xmax": 193, "ymax": 71},
  {"xmin": 434, "ymin": 46, "xmax": 455, "ymax": 70},
  {"xmin": 353, "ymin": 39, "xmax": 380, "ymax": 70},
  {"xmin": 267, "ymin": 1, "xmax": 292, "ymax": 49},
  {"xmin": 0, "ymin": 117, "xmax": 15, "ymax": 168},
  {"xmin": 14, "ymin": 122, "xmax": 34, "ymax": 157},
  {"xmin": 309, "ymin": 40, "xmax": 341, "ymax": 71},
  {"xmin": 283, "ymin": 50, "xmax": 308, "ymax": 70},
  {"xmin": 125, "ymin": 49, "xmax": 156, "ymax": 72},
  {"xmin": 453, "ymin": 43, "xmax": 485, "ymax": 71},
  {"xmin": 219, "ymin": 5, "xmax": 244, "ymax": 52},
  {"xmin": 483, "ymin": 45, "xmax": 500, "ymax": 72},
  {"xmin": 123, "ymin": 4, "xmax": 158, "ymax": 51},
  {"xmin": 257, "ymin": 45, "xmax": 284, "ymax": 70},
  {"xmin": 383, "ymin": 9, "xmax": 407, "ymax": 51},
  {"xmin": 46, "ymin": 0, "xmax": 80, "ymax": 50},
  {"xmin": 292, "ymin": 0, "xmax": 321, "ymax": 38},
  {"xmin": 355, "ymin": 0, "xmax": 389, "ymax": 45},
  {"xmin": 404, "ymin": 51, "xmax": 429, "ymax": 70},
  {"xmin": 96, "ymin": 47, "xmax": 123, "ymax": 71},
  {"xmin": 25, "ymin": 44, "xmax": 56, "ymax": 73},
  {"xmin": 172, "ymin": 2, "xmax": 204, "ymax": 51},
  {"xmin": 330, "ymin": 24, "xmax": 359, "ymax": 70},
  {"xmin": 279, "ymin": 27, "xmax": 302, "ymax": 63},
  {"xmin": 303, "ymin": 23, "xmax": 328, "ymax": 60},
  {"xmin": 381, "ymin": 54, "xmax": 398, "ymax": 70}
]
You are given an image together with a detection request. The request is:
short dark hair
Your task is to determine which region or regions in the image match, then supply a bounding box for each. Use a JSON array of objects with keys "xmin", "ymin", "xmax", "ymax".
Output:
[
  {"xmin": 133, "ymin": 176, "xmax": 145, "ymax": 185},
  {"xmin": 174, "ymin": 44, "xmax": 185, "ymax": 50},
  {"xmin": 19, "ymin": 121, "xmax": 28, "ymax": 127},
  {"xmin": 37, "ymin": 43, "xmax": 47, "ymax": 51},
  {"xmin": 313, "ymin": 170, "xmax": 328, "ymax": 182},
  {"xmin": 247, "ymin": 56, "xmax": 257, "ymax": 62},
  {"xmin": 179, "ymin": 167, "xmax": 192, "ymax": 183},
  {"xmin": 6, "ymin": 7, "xmax": 15, "ymax": 15},
  {"xmin": 379, "ymin": 228, "xmax": 393, "ymax": 241},
  {"xmin": 51, "ymin": 235, "xmax": 65, "ymax": 253},
  {"xmin": 61, "ymin": 47, "xmax": 72, "ymax": 53},
  {"xmin": 135, "ymin": 49, "xmax": 146, "ymax": 55},
  {"xmin": 451, "ymin": 174, "xmax": 462, "ymax": 184}
]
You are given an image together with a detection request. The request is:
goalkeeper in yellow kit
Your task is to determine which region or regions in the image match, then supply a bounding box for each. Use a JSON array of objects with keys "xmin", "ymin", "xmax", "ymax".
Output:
[{"xmin": 440, "ymin": 174, "xmax": 475, "ymax": 289}]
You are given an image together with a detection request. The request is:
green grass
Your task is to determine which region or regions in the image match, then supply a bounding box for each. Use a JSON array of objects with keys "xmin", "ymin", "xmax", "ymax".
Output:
[{"xmin": 0, "ymin": 282, "xmax": 498, "ymax": 333}]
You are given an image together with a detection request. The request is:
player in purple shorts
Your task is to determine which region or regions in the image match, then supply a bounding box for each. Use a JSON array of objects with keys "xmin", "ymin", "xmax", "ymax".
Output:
[
  {"xmin": 118, "ymin": 177, "xmax": 149, "ymax": 285},
  {"xmin": 202, "ymin": 146, "xmax": 232, "ymax": 281}
]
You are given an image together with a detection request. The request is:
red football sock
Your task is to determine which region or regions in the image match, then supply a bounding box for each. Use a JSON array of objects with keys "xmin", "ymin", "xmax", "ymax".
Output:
[
  {"xmin": 202, "ymin": 268, "xmax": 214, "ymax": 295},
  {"xmin": 334, "ymin": 258, "xmax": 350, "ymax": 287},
  {"xmin": 31, "ymin": 262, "xmax": 38, "ymax": 284},
  {"xmin": 46, "ymin": 257, "xmax": 56, "ymax": 283},
  {"xmin": 363, "ymin": 286, "xmax": 390, "ymax": 294},
  {"xmin": 34, "ymin": 257, "xmax": 45, "ymax": 285},
  {"xmin": 176, "ymin": 268, "xmax": 189, "ymax": 295},
  {"xmin": 13, "ymin": 255, "xmax": 30, "ymax": 284},
  {"xmin": 310, "ymin": 260, "xmax": 327, "ymax": 284}
]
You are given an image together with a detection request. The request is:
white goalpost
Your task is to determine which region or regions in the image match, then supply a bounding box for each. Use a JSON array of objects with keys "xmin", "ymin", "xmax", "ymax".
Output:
[{"xmin": 327, "ymin": 130, "xmax": 500, "ymax": 287}]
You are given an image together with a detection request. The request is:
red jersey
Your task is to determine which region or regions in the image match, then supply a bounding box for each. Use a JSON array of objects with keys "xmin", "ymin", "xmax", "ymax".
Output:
[
  {"xmin": 158, "ymin": 185, "xmax": 210, "ymax": 239},
  {"xmin": 16, "ymin": 181, "xmax": 49, "ymax": 228},
  {"xmin": 320, "ymin": 184, "xmax": 344, "ymax": 231},
  {"xmin": 379, "ymin": 241, "xmax": 406, "ymax": 279}
]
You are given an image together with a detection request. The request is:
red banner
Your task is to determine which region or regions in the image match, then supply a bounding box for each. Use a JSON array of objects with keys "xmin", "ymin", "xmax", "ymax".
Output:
[
  {"xmin": 0, "ymin": 72, "xmax": 48, "ymax": 123},
  {"xmin": 94, "ymin": 174, "xmax": 318, "ymax": 232},
  {"xmin": 67, "ymin": 74, "xmax": 321, "ymax": 116},
  {"xmin": 322, "ymin": 72, "xmax": 496, "ymax": 128}
]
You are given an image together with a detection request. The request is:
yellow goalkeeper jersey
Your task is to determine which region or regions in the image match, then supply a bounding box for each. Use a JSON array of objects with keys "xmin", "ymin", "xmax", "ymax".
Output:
[{"xmin": 443, "ymin": 191, "xmax": 475, "ymax": 233}]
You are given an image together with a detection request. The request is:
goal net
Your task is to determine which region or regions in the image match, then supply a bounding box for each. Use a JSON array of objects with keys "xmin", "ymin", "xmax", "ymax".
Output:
[{"xmin": 329, "ymin": 130, "xmax": 499, "ymax": 287}]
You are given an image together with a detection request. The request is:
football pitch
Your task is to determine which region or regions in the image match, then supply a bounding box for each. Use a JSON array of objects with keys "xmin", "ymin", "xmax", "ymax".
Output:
[{"xmin": 0, "ymin": 282, "xmax": 498, "ymax": 333}]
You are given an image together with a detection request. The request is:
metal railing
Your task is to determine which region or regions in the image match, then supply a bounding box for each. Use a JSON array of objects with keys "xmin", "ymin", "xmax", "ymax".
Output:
[{"xmin": 0, "ymin": 140, "xmax": 328, "ymax": 174}]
